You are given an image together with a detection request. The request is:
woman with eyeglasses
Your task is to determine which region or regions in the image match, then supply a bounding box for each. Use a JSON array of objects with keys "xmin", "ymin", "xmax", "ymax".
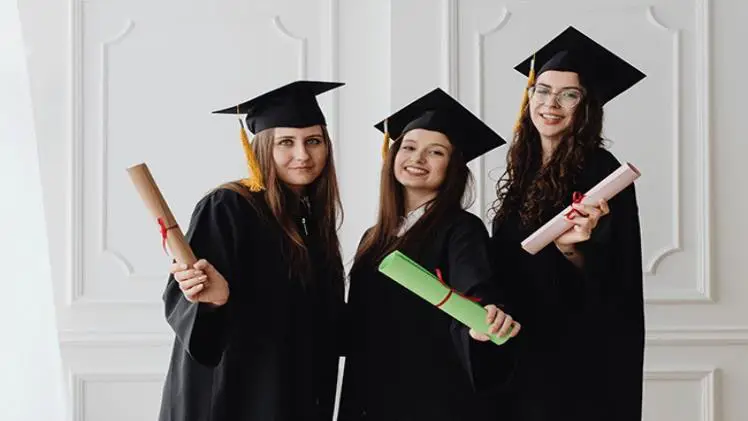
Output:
[{"xmin": 489, "ymin": 27, "xmax": 646, "ymax": 420}]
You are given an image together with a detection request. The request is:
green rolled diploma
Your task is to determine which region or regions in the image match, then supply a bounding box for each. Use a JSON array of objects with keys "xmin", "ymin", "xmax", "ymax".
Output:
[{"xmin": 378, "ymin": 250, "xmax": 511, "ymax": 346}]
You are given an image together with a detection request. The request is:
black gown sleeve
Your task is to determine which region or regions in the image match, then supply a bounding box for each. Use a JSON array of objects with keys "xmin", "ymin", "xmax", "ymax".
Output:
[
  {"xmin": 555, "ymin": 149, "xmax": 643, "ymax": 303},
  {"xmin": 555, "ymin": 149, "xmax": 645, "ymax": 417},
  {"xmin": 162, "ymin": 188, "xmax": 251, "ymax": 367},
  {"xmin": 445, "ymin": 213, "xmax": 517, "ymax": 392}
]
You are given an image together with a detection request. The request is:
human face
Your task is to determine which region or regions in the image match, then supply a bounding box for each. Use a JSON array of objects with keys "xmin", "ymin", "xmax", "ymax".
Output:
[
  {"xmin": 393, "ymin": 128, "xmax": 452, "ymax": 194},
  {"xmin": 272, "ymin": 125, "xmax": 328, "ymax": 192},
  {"xmin": 529, "ymin": 70, "xmax": 584, "ymax": 142}
]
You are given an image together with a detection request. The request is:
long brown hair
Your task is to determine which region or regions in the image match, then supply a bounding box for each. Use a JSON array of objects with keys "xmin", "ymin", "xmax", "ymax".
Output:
[
  {"xmin": 221, "ymin": 125, "xmax": 344, "ymax": 287},
  {"xmin": 352, "ymin": 136, "xmax": 474, "ymax": 271},
  {"xmin": 491, "ymin": 74, "xmax": 604, "ymax": 228}
]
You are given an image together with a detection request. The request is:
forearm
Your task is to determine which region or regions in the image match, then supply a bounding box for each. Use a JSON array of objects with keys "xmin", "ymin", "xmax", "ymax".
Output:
[{"xmin": 556, "ymin": 243, "xmax": 585, "ymax": 269}]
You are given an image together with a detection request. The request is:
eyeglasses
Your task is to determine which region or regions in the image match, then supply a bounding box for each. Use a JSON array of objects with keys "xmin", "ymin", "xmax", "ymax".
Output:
[{"xmin": 528, "ymin": 85, "xmax": 584, "ymax": 109}]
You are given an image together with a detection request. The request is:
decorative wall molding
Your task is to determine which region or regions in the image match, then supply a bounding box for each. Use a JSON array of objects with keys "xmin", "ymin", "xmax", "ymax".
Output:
[
  {"xmin": 644, "ymin": 368, "xmax": 716, "ymax": 421},
  {"xmin": 272, "ymin": 16, "xmax": 308, "ymax": 80},
  {"xmin": 67, "ymin": 0, "xmax": 84, "ymax": 306},
  {"xmin": 99, "ymin": 19, "xmax": 136, "ymax": 277},
  {"xmin": 441, "ymin": 0, "xmax": 459, "ymax": 96},
  {"xmin": 66, "ymin": 0, "xmax": 339, "ymax": 305},
  {"xmin": 58, "ymin": 327, "xmax": 748, "ymax": 347},
  {"xmin": 643, "ymin": 6, "xmax": 682, "ymax": 277},
  {"xmin": 474, "ymin": 6, "xmax": 511, "ymax": 222},
  {"xmin": 646, "ymin": 327, "xmax": 748, "ymax": 346},
  {"xmin": 70, "ymin": 372, "xmax": 166, "ymax": 421},
  {"xmin": 643, "ymin": 0, "xmax": 712, "ymax": 303},
  {"xmin": 323, "ymin": 0, "xmax": 341, "ymax": 162}
]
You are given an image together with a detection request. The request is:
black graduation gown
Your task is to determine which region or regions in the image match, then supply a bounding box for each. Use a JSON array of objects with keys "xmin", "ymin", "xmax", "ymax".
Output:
[
  {"xmin": 158, "ymin": 188, "xmax": 345, "ymax": 421},
  {"xmin": 491, "ymin": 147, "xmax": 644, "ymax": 421},
  {"xmin": 337, "ymin": 210, "xmax": 515, "ymax": 421}
]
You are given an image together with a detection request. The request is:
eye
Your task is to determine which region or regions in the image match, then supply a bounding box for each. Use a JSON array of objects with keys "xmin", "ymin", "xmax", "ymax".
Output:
[
  {"xmin": 306, "ymin": 137, "xmax": 322, "ymax": 145},
  {"xmin": 429, "ymin": 149, "xmax": 445, "ymax": 156},
  {"xmin": 561, "ymin": 90, "xmax": 581, "ymax": 100},
  {"xmin": 535, "ymin": 86, "xmax": 552, "ymax": 95},
  {"xmin": 402, "ymin": 145, "xmax": 416, "ymax": 151},
  {"xmin": 277, "ymin": 139, "xmax": 293, "ymax": 146}
]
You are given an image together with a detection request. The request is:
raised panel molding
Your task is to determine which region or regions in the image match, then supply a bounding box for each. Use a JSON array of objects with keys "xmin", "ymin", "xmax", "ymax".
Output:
[
  {"xmin": 644, "ymin": 368, "xmax": 716, "ymax": 421},
  {"xmin": 58, "ymin": 327, "xmax": 748, "ymax": 347},
  {"xmin": 643, "ymin": 6, "xmax": 682, "ymax": 277},
  {"xmin": 70, "ymin": 371, "xmax": 165, "ymax": 421},
  {"xmin": 450, "ymin": 0, "xmax": 712, "ymax": 303},
  {"xmin": 272, "ymin": 16, "xmax": 309, "ymax": 80},
  {"xmin": 99, "ymin": 19, "xmax": 136, "ymax": 278},
  {"xmin": 474, "ymin": 7, "xmax": 511, "ymax": 223},
  {"xmin": 66, "ymin": 0, "xmax": 340, "ymax": 305}
]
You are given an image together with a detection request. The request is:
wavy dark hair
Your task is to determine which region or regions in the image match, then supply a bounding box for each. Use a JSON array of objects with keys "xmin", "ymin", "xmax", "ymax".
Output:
[
  {"xmin": 491, "ymin": 74, "xmax": 605, "ymax": 228},
  {"xmin": 351, "ymin": 136, "xmax": 474, "ymax": 272}
]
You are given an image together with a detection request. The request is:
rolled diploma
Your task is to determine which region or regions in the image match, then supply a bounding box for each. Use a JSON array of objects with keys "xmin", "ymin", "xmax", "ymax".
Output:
[
  {"xmin": 126, "ymin": 163, "xmax": 197, "ymax": 266},
  {"xmin": 378, "ymin": 250, "xmax": 511, "ymax": 346},
  {"xmin": 521, "ymin": 162, "xmax": 641, "ymax": 255}
]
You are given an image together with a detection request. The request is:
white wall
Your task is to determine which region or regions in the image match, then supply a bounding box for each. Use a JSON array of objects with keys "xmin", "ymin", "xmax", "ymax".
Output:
[{"xmin": 17, "ymin": 0, "xmax": 748, "ymax": 420}]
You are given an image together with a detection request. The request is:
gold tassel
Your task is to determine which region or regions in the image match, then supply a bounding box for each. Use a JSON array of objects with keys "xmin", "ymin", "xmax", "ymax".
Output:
[
  {"xmin": 513, "ymin": 54, "xmax": 536, "ymax": 134},
  {"xmin": 381, "ymin": 119, "xmax": 390, "ymax": 160},
  {"xmin": 238, "ymin": 119, "xmax": 265, "ymax": 192}
]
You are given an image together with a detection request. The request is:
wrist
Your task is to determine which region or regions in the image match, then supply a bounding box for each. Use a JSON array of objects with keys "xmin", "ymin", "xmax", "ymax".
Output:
[{"xmin": 556, "ymin": 243, "xmax": 576, "ymax": 256}]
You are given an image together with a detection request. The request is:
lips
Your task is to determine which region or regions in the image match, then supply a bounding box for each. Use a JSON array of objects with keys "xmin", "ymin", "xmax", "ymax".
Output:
[
  {"xmin": 403, "ymin": 166, "xmax": 429, "ymax": 176},
  {"xmin": 539, "ymin": 112, "xmax": 564, "ymax": 125}
]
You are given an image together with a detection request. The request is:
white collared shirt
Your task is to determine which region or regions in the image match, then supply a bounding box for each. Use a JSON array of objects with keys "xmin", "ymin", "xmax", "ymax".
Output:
[{"xmin": 396, "ymin": 204, "xmax": 428, "ymax": 237}]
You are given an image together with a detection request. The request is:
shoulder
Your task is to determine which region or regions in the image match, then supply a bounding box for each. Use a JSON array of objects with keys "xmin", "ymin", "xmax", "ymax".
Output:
[
  {"xmin": 192, "ymin": 183, "xmax": 264, "ymax": 223},
  {"xmin": 576, "ymin": 146, "xmax": 624, "ymax": 187},
  {"xmin": 587, "ymin": 146, "xmax": 622, "ymax": 174},
  {"xmin": 447, "ymin": 209, "xmax": 490, "ymax": 238}
]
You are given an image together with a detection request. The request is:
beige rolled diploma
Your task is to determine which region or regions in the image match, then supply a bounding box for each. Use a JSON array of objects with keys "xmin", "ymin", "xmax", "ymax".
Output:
[
  {"xmin": 126, "ymin": 163, "xmax": 197, "ymax": 266},
  {"xmin": 521, "ymin": 162, "xmax": 641, "ymax": 255}
]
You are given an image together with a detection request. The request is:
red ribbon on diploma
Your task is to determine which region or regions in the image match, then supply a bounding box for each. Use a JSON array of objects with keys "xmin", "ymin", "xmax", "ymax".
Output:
[
  {"xmin": 157, "ymin": 217, "xmax": 178, "ymax": 255},
  {"xmin": 434, "ymin": 268, "xmax": 481, "ymax": 308},
  {"xmin": 564, "ymin": 191, "xmax": 586, "ymax": 219}
]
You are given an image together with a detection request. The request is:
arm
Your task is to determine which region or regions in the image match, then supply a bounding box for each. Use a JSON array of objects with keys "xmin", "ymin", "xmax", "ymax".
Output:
[
  {"xmin": 163, "ymin": 189, "xmax": 249, "ymax": 367},
  {"xmin": 446, "ymin": 214, "xmax": 518, "ymax": 391}
]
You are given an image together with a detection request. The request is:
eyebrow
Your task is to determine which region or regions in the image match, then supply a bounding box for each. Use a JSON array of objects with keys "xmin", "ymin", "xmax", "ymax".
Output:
[
  {"xmin": 275, "ymin": 134, "xmax": 323, "ymax": 141},
  {"xmin": 402, "ymin": 138, "xmax": 450, "ymax": 149},
  {"xmin": 536, "ymin": 83, "xmax": 583, "ymax": 91}
]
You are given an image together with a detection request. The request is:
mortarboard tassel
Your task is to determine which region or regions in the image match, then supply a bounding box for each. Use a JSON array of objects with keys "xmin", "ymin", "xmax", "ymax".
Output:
[
  {"xmin": 381, "ymin": 119, "xmax": 390, "ymax": 160},
  {"xmin": 513, "ymin": 54, "xmax": 536, "ymax": 134},
  {"xmin": 238, "ymin": 119, "xmax": 265, "ymax": 192}
]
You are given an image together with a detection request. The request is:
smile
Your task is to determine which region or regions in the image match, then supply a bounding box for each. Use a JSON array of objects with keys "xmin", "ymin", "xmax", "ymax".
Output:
[
  {"xmin": 540, "ymin": 113, "xmax": 564, "ymax": 124},
  {"xmin": 404, "ymin": 166, "xmax": 429, "ymax": 176}
]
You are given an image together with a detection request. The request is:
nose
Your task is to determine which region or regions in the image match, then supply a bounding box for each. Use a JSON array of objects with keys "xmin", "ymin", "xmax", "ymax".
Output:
[
  {"xmin": 293, "ymin": 143, "xmax": 311, "ymax": 161},
  {"xmin": 413, "ymin": 149, "xmax": 427, "ymax": 163}
]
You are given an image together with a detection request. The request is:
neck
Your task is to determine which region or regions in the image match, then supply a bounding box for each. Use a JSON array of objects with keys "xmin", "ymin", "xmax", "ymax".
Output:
[
  {"xmin": 285, "ymin": 183, "xmax": 306, "ymax": 196},
  {"xmin": 403, "ymin": 188, "xmax": 437, "ymax": 214},
  {"xmin": 540, "ymin": 134, "xmax": 561, "ymax": 165}
]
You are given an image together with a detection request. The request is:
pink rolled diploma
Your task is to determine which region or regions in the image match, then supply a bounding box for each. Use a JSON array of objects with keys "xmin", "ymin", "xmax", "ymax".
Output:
[{"xmin": 521, "ymin": 162, "xmax": 641, "ymax": 255}]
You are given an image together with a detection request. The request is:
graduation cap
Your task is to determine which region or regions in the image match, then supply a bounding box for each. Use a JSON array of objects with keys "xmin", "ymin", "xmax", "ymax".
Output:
[
  {"xmin": 512, "ymin": 26, "xmax": 646, "ymax": 131},
  {"xmin": 212, "ymin": 80, "xmax": 344, "ymax": 191},
  {"xmin": 374, "ymin": 88, "xmax": 506, "ymax": 163}
]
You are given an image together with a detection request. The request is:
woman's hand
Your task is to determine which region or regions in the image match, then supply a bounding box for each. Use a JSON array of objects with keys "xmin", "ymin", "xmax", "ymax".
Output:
[
  {"xmin": 171, "ymin": 259, "xmax": 229, "ymax": 307},
  {"xmin": 554, "ymin": 198, "xmax": 610, "ymax": 249},
  {"xmin": 469, "ymin": 304, "xmax": 521, "ymax": 342}
]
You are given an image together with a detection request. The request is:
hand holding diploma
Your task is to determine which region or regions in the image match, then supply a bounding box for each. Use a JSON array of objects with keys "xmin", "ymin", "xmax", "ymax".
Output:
[
  {"xmin": 170, "ymin": 259, "xmax": 229, "ymax": 306},
  {"xmin": 469, "ymin": 304, "xmax": 521, "ymax": 342}
]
